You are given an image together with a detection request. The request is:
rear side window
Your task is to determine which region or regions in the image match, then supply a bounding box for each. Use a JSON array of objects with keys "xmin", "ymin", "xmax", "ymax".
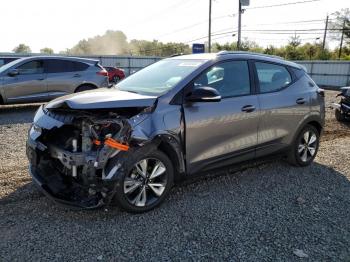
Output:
[
  {"xmin": 74, "ymin": 62, "xmax": 89, "ymax": 71},
  {"xmin": 290, "ymin": 67, "xmax": 306, "ymax": 80},
  {"xmin": 45, "ymin": 59, "xmax": 89, "ymax": 73},
  {"xmin": 16, "ymin": 60, "xmax": 44, "ymax": 75},
  {"xmin": 193, "ymin": 60, "xmax": 251, "ymax": 98},
  {"xmin": 255, "ymin": 62, "xmax": 292, "ymax": 93}
]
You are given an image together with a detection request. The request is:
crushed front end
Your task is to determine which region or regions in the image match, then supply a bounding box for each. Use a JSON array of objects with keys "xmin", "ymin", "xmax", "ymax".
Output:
[{"xmin": 27, "ymin": 105, "xmax": 145, "ymax": 209}]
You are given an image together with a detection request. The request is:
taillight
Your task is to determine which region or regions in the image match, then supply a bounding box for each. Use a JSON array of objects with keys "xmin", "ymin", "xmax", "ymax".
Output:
[{"xmin": 97, "ymin": 70, "xmax": 108, "ymax": 77}]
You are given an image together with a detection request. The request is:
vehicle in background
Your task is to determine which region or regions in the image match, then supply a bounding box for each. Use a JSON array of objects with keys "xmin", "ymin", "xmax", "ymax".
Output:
[
  {"xmin": 27, "ymin": 52, "xmax": 325, "ymax": 213},
  {"xmin": 332, "ymin": 86, "xmax": 350, "ymax": 122},
  {"xmin": 104, "ymin": 66, "xmax": 125, "ymax": 84},
  {"xmin": 0, "ymin": 57, "xmax": 20, "ymax": 67},
  {"xmin": 0, "ymin": 56, "xmax": 109, "ymax": 105}
]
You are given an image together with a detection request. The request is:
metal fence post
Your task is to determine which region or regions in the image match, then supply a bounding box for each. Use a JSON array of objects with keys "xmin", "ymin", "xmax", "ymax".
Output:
[
  {"xmin": 128, "ymin": 57, "xmax": 131, "ymax": 76},
  {"xmin": 347, "ymin": 62, "xmax": 350, "ymax": 86}
]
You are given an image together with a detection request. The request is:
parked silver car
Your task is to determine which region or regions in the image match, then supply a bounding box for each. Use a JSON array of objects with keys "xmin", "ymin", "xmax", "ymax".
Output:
[
  {"xmin": 27, "ymin": 52, "xmax": 325, "ymax": 213},
  {"xmin": 0, "ymin": 56, "xmax": 109, "ymax": 104}
]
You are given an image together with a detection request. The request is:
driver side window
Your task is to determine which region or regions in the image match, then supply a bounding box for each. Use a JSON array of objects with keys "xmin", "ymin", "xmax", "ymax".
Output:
[
  {"xmin": 193, "ymin": 60, "xmax": 251, "ymax": 98},
  {"xmin": 16, "ymin": 60, "xmax": 44, "ymax": 75}
]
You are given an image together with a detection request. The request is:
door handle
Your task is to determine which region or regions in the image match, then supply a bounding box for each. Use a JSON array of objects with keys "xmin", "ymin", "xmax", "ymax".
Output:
[
  {"xmin": 73, "ymin": 74, "xmax": 81, "ymax": 77},
  {"xmin": 241, "ymin": 105, "xmax": 256, "ymax": 113},
  {"xmin": 296, "ymin": 98, "xmax": 306, "ymax": 104},
  {"xmin": 37, "ymin": 78, "xmax": 45, "ymax": 81}
]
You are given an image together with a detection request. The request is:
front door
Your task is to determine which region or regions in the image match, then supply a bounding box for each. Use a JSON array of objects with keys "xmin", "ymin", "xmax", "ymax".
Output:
[
  {"xmin": 3, "ymin": 60, "xmax": 47, "ymax": 103},
  {"xmin": 183, "ymin": 60, "xmax": 260, "ymax": 174}
]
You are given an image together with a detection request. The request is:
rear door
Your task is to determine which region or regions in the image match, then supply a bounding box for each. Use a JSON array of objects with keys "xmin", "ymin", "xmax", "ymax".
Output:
[
  {"xmin": 3, "ymin": 59, "xmax": 47, "ymax": 103},
  {"xmin": 44, "ymin": 59, "xmax": 89, "ymax": 99},
  {"xmin": 254, "ymin": 61, "xmax": 311, "ymax": 156},
  {"xmin": 183, "ymin": 60, "xmax": 260, "ymax": 173}
]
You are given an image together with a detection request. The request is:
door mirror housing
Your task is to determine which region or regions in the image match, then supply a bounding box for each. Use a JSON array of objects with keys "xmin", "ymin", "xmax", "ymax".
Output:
[
  {"xmin": 186, "ymin": 86, "xmax": 221, "ymax": 102},
  {"xmin": 7, "ymin": 69, "xmax": 19, "ymax": 77}
]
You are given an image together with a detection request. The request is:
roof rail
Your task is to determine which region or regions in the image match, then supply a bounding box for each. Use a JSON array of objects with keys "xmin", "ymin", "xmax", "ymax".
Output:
[{"xmin": 217, "ymin": 50, "xmax": 284, "ymax": 60}]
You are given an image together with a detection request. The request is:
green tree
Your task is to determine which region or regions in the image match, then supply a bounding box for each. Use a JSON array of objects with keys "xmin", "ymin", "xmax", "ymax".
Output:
[
  {"xmin": 40, "ymin": 47, "xmax": 54, "ymax": 54},
  {"xmin": 13, "ymin": 44, "xmax": 31, "ymax": 53},
  {"xmin": 329, "ymin": 8, "xmax": 350, "ymax": 42},
  {"xmin": 285, "ymin": 35, "xmax": 304, "ymax": 60}
]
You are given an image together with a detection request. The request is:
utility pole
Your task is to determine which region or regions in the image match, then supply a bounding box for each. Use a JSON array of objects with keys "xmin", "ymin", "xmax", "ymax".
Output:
[
  {"xmin": 237, "ymin": 0, "xmax": 242, "ymax": 50},
  {"xmin": 208, "ymin": 0, "xmax": 212, "ymax": 53},
  {"xmin": 322, "ymin": 15, "xmax": 328, "ymax": 50},
  {"xmin": 338, "ymin": 19, "xmax": 346, "ymax": 59}
]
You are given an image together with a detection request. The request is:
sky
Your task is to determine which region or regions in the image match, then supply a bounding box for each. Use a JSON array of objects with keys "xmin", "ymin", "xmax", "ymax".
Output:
[{"xmin": 0, "ymin": 0, "xmax": 348, "ymax": 53}]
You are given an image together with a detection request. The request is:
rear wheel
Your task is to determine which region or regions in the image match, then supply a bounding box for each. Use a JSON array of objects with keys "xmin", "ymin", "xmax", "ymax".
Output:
[
  {"xmin": 110, "ymin": 150, "xmax": 174, "ymax": 213},
  {"xmin": 75, "ymin": 85, "xmax": 96, "ymax": 93},
  {"xmin": 287, "ymin": 124, "xmax": 320, "ymax": 167},
  {"xmin": 335, "ymin": 108, "xmax": 346, "ymax": 122}
]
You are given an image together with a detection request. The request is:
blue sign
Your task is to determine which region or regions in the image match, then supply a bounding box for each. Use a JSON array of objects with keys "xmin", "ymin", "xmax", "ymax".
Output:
[{"xmin": 192, "ymin": 43, "xmax": 205, "ymax": 54}]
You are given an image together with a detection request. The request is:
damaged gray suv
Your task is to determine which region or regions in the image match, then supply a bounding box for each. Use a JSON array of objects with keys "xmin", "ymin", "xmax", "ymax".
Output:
[{"xmin": 27, "ymin": 52, "xmax": 325, "ymax": 213}]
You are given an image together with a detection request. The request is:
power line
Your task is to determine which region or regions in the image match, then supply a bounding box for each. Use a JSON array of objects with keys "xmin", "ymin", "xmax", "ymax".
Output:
[
  {"xmin": 155, "ymin": 14, "xmax": 233, "ymax": 39},
  {"xmin": 246, "ymin": 0, "xmax": 321, "ymax": 10}
]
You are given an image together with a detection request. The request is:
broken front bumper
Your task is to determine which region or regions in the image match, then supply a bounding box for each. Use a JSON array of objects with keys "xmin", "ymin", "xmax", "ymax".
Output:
[
  {"xmin": 26, "ymin": 107, "xmax": 123, "ymax": 209},
  {"xmin": 27, "ymin": 139, "xmax": 108, "ymax": 209}
]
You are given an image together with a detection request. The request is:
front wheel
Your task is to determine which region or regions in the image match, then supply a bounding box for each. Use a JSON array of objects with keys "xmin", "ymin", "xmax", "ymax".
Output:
[
  {"xmin": 287, "ymin": 124, "xmax": 320, "ymax": 167},
  {"xmin": 110, "ymin": 150, "xmax": 174, "ymax": 213}
]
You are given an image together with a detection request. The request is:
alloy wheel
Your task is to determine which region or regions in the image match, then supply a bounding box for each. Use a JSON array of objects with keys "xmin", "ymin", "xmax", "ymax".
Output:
[
  {"xmin": 123, "ymin": 158, "xmax": 168, "ymax": 207},
  {"xmin": 298, "ymin": 130, "xmax": 318, "ymax": 162}
]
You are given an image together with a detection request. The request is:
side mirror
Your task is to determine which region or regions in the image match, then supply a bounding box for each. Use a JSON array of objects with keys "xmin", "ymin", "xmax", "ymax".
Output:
[
  {"xmin": 186, "ymin": 86, "xmax": 221, "ymax": 102},
  {"xmin": 7, "ymin": 69, "xmax": 19, "ymax": 77}
]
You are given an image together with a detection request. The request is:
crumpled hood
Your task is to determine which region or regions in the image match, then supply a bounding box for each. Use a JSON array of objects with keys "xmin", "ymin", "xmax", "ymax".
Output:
[{"xmin": 45, "ymin": 88, "xmax": 157, "ymax": 110}]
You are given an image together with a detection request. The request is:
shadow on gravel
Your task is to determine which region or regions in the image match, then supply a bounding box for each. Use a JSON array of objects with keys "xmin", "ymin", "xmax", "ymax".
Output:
[
  {"xmin": 1, "ymin": 160, "xmax": 349, "ymax": 260},
  {"xmin": 0, "ymin": 104, "xmax": 41, "ymax": 125}
]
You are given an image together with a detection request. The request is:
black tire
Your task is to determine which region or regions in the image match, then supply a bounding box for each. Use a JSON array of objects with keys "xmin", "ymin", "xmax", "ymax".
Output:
[
  {"xmin": 335, "ymin": 108, "xmax": 346, "ymax": 122},
  {"xmin": 113, "ymin": 76, "xmax": 120, "ymax": 84},
  {"xmin": 75, "ymin": 85, "xmax": 96, "ymax": 93},
  {"xmin": 287, "ymin": 124, "xmax": 320, "ymax": 167},
  {"xmin": 108, "ymin": 149, "xmax": 174, "ymax": 213}
]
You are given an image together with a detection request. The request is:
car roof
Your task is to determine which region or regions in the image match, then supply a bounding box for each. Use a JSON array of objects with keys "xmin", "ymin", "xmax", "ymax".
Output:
[
  {"xmin": 168, "ymin": 51, "xmax": 303, "ymax": 70},
  {"xmin": 13, "ymin": 56, "xmax": 99, "ymax": 64}
]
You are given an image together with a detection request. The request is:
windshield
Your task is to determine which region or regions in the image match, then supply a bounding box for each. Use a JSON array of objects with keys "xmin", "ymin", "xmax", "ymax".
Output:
[{"xmin": 117, "ymin": 59, "xmax": 206, "ymax": 96}]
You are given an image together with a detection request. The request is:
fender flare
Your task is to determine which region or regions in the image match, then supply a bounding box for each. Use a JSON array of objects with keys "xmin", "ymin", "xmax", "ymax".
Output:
[
  {"xmin": 150, "ymin": 133, "xmax": 186, "ymax": 177},
  {"xmin": 292, "ymin": 114, "xmax": 324, "ymax": 144}
]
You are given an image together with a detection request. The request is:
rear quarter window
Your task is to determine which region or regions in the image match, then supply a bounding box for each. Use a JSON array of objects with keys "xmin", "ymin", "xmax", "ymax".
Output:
[
  {"xmin": 290, "ymin": 67, "xmax": 306, "ymax": 80},
  {"xmin": 255, "ymin": 62, "xmax": 292, "ymax": 93},
  {"xmin": 45, "ymin": 59, "xmax": 89, "ymax": 73},
  {"xmin": 74, "ymin": 62, "xmax": 89, "ymax": 71}
]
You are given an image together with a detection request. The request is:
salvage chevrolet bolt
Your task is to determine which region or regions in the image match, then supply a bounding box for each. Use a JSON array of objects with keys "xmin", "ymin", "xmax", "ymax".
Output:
[{"xmin": 27, "ymin": 52, "xmax": 325, "ymax": 213}]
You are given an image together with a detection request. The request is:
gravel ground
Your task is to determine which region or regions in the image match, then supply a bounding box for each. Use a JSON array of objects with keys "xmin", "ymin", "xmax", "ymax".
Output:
[{"xmin": 0, "ymin": 92, "xmax": 349, "ymax": 261}]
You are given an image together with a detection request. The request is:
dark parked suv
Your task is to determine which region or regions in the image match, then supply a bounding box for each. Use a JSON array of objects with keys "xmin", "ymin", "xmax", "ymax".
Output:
[
  {"xmin": 26, "ymin": 52, "xmax": 325, "ymax": 213},
  {"xmin": 0, "ymin": 56, "xmax": 109, "ymax": 104}
]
